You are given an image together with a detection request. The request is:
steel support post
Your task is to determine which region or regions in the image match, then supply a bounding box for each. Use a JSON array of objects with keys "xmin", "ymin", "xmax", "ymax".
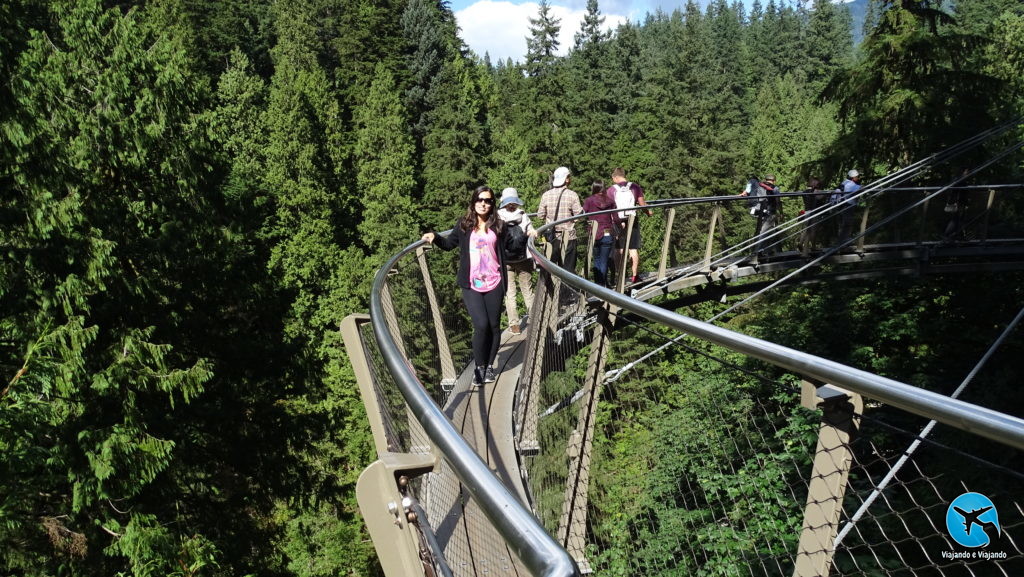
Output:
[
  {"xmin": 585, "ymin": 220, "xmax": 597, "ymax": 283},
  {"xmin": 380, "ymin": 281, "xmax": 407, "ymax": 359},
  {"xmin": 858, "ymin": 203, "xmax": 870, "ymax": 252},
  {"xmin": 794, "ymin": 381, "xmax": 863, "ymax": 577},
  {"xmin": 702, "ymin": 204, "xmax": 721, "ymax": 273},
  {"xmin": 341, "ymin": 315, "xmax": 393, "ymax": 455},
  {"xmin": 417, "ymin": 246, "xmax": 456, "ymax": 389},
  {"xmin": 657, "ymin": 208, "xmax": 676, "ymax": 280},
  {"xmin": 555, "ymin": 306, "xmax": 612, "ymax": 574},
  {"xmin": 918, "ymin": 194, "xmax": 930, "ymax": 247},
  {"xmin": 981, "ymin": 188, "xmax": 995, "ymax": 241},
  {"xmin": 516, "ymin": 241, "xmax": 558, "ymax": 455},
  {"xmin": 381, "ymin": 279, "xmax": 430, "ymax": 453}
]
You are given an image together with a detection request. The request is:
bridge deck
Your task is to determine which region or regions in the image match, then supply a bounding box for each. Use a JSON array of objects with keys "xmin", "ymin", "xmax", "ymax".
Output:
[{"xmin": 424, "ymin": 325, "xmax": 532, "ymax": 576}]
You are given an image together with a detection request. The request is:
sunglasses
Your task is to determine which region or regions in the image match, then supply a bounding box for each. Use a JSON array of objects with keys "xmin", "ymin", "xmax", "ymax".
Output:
[{"xmin": 476, "ymin": 197, "xmax": 494, "ymax": 205}]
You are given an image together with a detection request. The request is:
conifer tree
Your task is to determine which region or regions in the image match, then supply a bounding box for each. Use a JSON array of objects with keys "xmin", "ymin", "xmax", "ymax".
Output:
[
  {"xmin": 355, "ymin": 63, "xmax": 420, "ymax": 255},
  {"xmin": 574, "ymin": 0, "xmax": 609, "ymax": 50},
  {"xmin": 1, "ymin": 1, "xmax": 218, "ymax": 573},
  {"xmin": 526, "ymin": 0, "xmax": 562, "ymax": 78},
  {"xmin": 401, "ymin": 0, "xmax": 455, "ymax": 146},
  {"xmin": 825, "ymin": 0, "xmax": 1000, "ymax": 168},
  {"xmin": 518, "ymin": 0, "xmax": 566, "ymax": 171},
  {"xmin": 804, "ymin": 0, "xmax": 854, "ymax": 92},
  {"xmin": 260, "ymin": 4, "xmax": 377, "ymax": 573},
  {"xmin": 420, "ymin": 55, "xmax": 489, "ymax": 228}
]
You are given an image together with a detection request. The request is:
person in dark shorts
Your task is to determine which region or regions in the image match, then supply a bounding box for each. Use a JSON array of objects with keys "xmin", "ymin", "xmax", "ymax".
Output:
[{"xmin": 607, "ymin": 167, "xmax": 651, "ymax": 284}]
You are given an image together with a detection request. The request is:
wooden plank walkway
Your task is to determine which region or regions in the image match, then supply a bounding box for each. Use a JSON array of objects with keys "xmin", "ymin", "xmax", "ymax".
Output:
[{"xmin": 422, "ymin": 324, "xmax": 534, "ymax": 577}]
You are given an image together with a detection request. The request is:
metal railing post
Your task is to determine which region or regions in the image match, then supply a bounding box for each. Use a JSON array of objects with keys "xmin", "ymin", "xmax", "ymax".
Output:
[
  {"xmin": 417, "ymin": 247, "xmax": 456, "ymax": 388},
  {"xmin": 380, "ymin": 281, "xmax": 407, "ymax": 359},
  {"xmin": 615, "ymin": 214, "xmax": 636, "ymax": 294},
  {"xmin": 556, "ymin": 307, "xmax": 613, "ymax": 574},
  {"xmin": 918, "ymin": 193, "xmax": 930, "ymax": 246},
  {"xmin": 702, "ymin": 204, "xmax": 721, "ymax": 272},
  {"xmin": 658, "ymin": 207, "xmax": 676, "ymax": 280},
  {"xmin": 516, "ymin": 241, "xmax": 559, "ymax": 455},
  {"xmin": 981, "ymin": 188, "xmax": 996, "ymax": 241},
  {"xmin": 586, "ymin": 220, "xmax": 597, "ymax": 282},
  {"xmin": 858, "ymin": 202, "xmax": 870, "ymax": 252}
]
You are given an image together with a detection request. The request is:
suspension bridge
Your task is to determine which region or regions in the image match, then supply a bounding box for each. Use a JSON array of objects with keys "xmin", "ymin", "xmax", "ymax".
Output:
[{"xmin": 343, "ymin": 124, "xmax": 1024, "ymax": 576}]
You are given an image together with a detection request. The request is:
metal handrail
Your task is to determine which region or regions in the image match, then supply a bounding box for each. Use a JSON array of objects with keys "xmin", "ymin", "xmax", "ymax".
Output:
[
  {"xmin": 529, "ymin": 210, "xmax": 1024, "ymax": 452},
  {"xmin": 369, "ymin": 240, "xmax": 581, "ymax": 577}
]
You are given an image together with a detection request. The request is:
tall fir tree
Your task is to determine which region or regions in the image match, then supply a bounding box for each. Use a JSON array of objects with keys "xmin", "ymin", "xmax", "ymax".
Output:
[
  {"xmin": 355, "ymin": 63, "xmax": 420, "ymax": 256},
  {"xmin": 1, "ymin": 1, "xmax": 220, "ymax": 573},
  {"xmin": 825, "ymin": 0, "xmax": 1001, "ymax": 169},
  {"xmin": 420, "ymin": 54, "xmax": 489, "ymax": 228},
  {"xmin": 574, "ymin": 0, "xmax": 609, "ymax": 50},
  {"xmin": 521, "ymin": 0, "xmax": 565, "ymax": 172},
  {"xmin": 260, "ymin": 3, "xmax": 377, "ymax": 574},
  {"xmin": 525, "ymin": 0, "xmax": 561, "ymax": 78},
  {"xmin": 803, "ymin": 0, "xmax": 854, "ymax": 93}
]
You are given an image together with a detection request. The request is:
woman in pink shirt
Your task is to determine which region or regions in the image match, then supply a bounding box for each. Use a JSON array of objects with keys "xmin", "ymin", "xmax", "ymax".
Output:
[{"xmin": 422, "ymin": 186, "xmax": 508, "ymax": 386}]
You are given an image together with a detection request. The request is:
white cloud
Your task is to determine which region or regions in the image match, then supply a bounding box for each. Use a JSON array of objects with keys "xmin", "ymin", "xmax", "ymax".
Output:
[{"xmin": 454, "ymin": 1, "xmax": 630, "ymax": 64}]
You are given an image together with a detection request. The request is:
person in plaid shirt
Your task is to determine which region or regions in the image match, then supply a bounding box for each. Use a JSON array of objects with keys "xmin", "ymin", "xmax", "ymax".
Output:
[{"xmin": 536, "ymin": 166, "xmax": 583, "ymax": 275}]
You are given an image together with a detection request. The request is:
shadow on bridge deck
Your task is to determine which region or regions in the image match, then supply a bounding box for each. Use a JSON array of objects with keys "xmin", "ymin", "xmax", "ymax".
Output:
[{"xmin": 425, "ymin": 326, "xmax": 533, "ymax": 576}]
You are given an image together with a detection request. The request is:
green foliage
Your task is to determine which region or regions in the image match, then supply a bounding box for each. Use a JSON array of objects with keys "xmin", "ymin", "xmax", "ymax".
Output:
[
  {"xmin": 2, "ymin": 1, "xmax": 218, "ymax": 573},
  {"xmin": 354, "ymin": 63, "xmax": 419, "ymax": 256},
  {"xmin": 825, "ymin": 0, "xmax": 1002, "ymax": 169},
  {"xmin": 2, "ymin": 0, "xmax": 1020, "ymax": 573},
  {"xmin": 587, "ymin": 335, "xmax": 815, "ymax": 575}
]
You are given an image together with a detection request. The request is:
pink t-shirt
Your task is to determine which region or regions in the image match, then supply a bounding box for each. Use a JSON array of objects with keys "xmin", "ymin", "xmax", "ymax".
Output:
[{"xmin": 469, "ymin": 228, "xmax": 501, "ymax": 292}]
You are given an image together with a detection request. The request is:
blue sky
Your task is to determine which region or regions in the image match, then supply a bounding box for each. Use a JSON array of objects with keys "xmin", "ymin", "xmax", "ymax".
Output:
[{"xmin": 449, "ymin": 1, "xmax": 669, "ymax": 62}]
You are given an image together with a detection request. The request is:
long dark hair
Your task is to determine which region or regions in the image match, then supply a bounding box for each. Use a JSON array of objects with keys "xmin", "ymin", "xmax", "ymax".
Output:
[
  {"xmin": 459, "ymin": 185, "xmax": 504, "ymax": 234},
  {"xmin": 591, "ymin": 180, "xmax": 612, "ymax": 209}
]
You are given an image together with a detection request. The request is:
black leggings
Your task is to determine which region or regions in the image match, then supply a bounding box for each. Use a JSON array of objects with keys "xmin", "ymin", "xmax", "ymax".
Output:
[{"xmin": 462, "ymin": 286, "xmax": 504, "ymax": 368}]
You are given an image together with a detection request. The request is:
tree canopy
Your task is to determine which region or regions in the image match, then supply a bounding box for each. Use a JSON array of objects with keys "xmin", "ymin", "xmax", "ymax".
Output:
[{"xmin": 1, "ymin": 0, "xmax": 1021, "ymax": 575}]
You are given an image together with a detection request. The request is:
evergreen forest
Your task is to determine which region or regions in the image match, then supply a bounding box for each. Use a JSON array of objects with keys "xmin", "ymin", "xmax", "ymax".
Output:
[{"xmin": 2, "ymin": 0, "xmax": 1022, "ymax": 575}]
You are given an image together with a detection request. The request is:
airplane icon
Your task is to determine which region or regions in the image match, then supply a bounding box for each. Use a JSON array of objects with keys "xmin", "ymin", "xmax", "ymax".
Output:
[
  {"xmin": 954, "ymin": 506, "xmax": 992, "ymax": 535},
  {"xmin": 953, "ymin": 506, "xmax": 997, "ymax": 539}
]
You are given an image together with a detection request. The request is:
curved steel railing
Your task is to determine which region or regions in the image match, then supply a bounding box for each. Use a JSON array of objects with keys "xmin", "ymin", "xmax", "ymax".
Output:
[
  {"xmin": 369, "ymin": 240, "xmax": 581, "ymax": 577},
  {"xmin": 362, "ymin": 126, "xmax": 1024, "ymax": 575}
]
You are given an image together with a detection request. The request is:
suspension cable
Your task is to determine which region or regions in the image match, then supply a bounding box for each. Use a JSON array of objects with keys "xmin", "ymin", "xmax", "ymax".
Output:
[
  {"xmin": 603, "ymin": 121, "xmax": 1024, "ymax": 383},
  {"xmin": 709, "ymin": 138, "xmax": 1024, "ymax": 323},
  {"xmin": 683, "ymin": 118, "xmax": 1024, "ymax": 276}
]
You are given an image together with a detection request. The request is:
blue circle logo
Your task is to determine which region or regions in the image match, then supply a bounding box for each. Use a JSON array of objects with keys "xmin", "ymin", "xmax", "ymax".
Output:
[{"xmin": 946, "ymin": 492, "xmax": 1001, "ymax": 548}]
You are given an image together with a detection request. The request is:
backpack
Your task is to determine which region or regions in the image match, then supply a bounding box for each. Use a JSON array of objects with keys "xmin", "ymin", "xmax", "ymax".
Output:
[
  {"xmin": 746, "ymin": 177, "xmax": 764, "ymax": 209},
  {"xmin": 614, "ymin": 182, "xmax": 636, "ymax": 220},
  {"xmin": 504, "ymin": 219, "xmax": 529, "ymax": 262}
]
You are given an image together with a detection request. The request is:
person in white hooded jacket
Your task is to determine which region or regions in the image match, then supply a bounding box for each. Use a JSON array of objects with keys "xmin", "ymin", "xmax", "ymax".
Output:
[{"xmin": 497, "ymin": 188, "xmax": 535, "ymax": 334}]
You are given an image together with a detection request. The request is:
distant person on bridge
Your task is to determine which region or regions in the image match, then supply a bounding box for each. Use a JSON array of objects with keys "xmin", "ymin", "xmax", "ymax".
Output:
[
  {"xmin": 799, "ymin": 176, "xmax": 827, "ymax": 255},
  {"xmin": 830, "ymin": 169, "xmax": 862, "ymax": 248},
  {"xmin": 608, "ymin": 167, "xmax": 651, "ymax": 284},
  {"xmin": 497, "ymin": 188, "xmax": 535, "ymax": 335},
  {"xmin": 422, "ymin": 186, "xmax": 511, "ymax": 386},
  {"xmin": 537, "ymin": 166, "xmax": 583, "ymax": 305},
  {"xmin": 739, "ymin": 174, "xmax": 781, "ymax": 258},
  {"xmin": 943, "ymin": 167, "xmax": 969, "ymax": 241},
  {"xmin": 583, "ymin": 180, "xmax": 618, "ymax": 287}
]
